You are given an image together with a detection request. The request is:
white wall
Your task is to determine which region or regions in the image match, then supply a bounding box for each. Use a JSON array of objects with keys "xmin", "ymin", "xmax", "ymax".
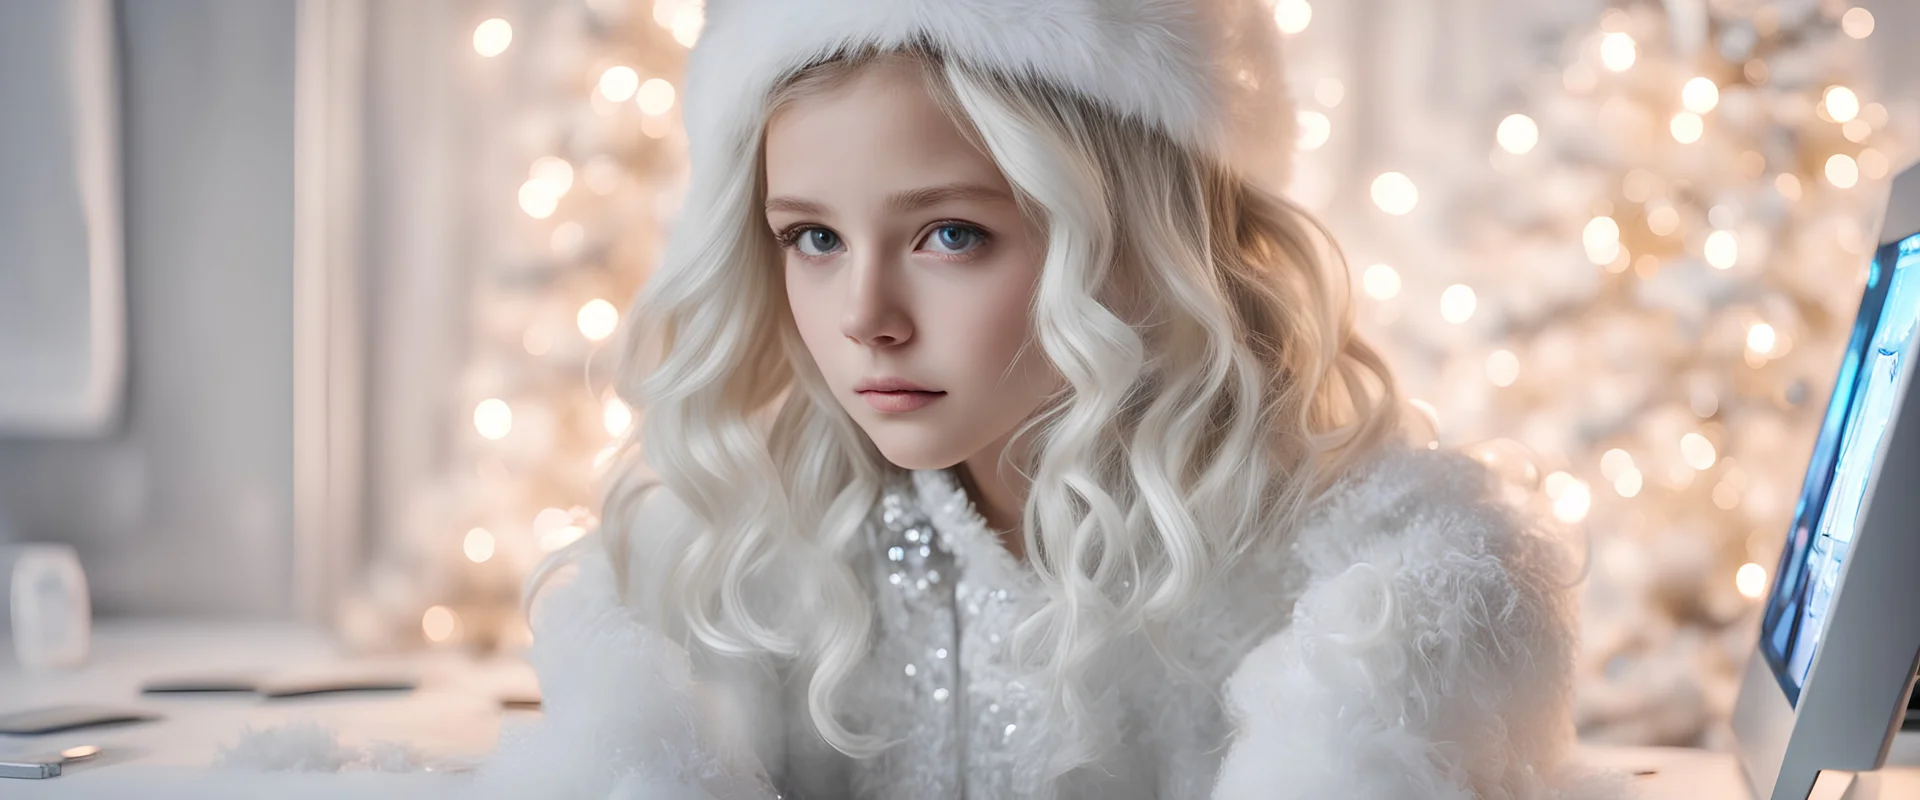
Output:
[{"xmin": 0, "ymin": 0, "xmax": 298, "ymax": 618}]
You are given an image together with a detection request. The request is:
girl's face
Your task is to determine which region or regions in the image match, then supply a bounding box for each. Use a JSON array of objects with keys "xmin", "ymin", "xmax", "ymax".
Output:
[{"xmin": 765, "ymin": 59, "xmax": 1057, "ymax": 471}]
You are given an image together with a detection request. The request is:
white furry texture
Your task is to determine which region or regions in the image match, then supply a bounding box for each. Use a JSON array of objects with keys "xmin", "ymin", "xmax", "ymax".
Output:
[
  {"xmin": 684, "ymin": 0, "xmax": 1295, "ymax": 191},
  {"xmin": 1211, "ymin": 448, "xmax": 1629, "ymax": 799}
]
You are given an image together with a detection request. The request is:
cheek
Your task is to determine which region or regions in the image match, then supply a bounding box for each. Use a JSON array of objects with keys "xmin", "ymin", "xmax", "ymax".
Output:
[{"xmin": 786, "ymin": 266, "xmax": 840, "ymax": 359}]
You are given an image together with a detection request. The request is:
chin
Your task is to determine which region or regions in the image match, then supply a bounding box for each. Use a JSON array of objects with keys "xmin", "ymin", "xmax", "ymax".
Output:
[{"xmin": 862, "ymin": 428, "xmax": 971, "ymax": 472}]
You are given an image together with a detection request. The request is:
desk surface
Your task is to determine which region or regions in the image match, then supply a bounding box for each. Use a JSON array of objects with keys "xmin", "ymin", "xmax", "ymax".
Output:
[{"xmin": 3, "ymin": 621, "xmax": 1918, "ymax": 799}]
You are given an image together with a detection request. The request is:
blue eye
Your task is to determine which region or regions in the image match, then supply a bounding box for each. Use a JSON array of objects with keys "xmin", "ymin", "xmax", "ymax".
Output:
[
  {"xmin": 789, "ymin": 227, "xmax": 841, "ymax": 256},
  {"xmin": 923, "ymin": 224, "xmax": 986, "ymax": 255}
]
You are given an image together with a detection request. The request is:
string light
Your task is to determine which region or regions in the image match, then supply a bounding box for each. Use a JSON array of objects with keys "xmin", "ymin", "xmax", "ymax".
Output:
[
  {"xmin": 463, "ymin": 528, "xmax": 496, "ymax": 563},
  {"xmin": 1823, "ymin": 86, "xmax": 1860, "ymax": 123},
  {"xmin": 422, "ymin": 605, "xmax": 460, "ymax": 642},
  {"xmin": 1842, "ymin": 7, "xmax": 1874, "ymax": 39},
  {"xmin": 1584, "ymin": 216, "xmax": 1621, "ymax": 264},
  {"xmin": 1704, "ymin": 230, "xmax": 1739, "ymax": 269},
  {"xmin": 1440, "ymin": 284, "xmax": 1477, "ymax": 324},
  {"xmin": 1362, "ymin": 264, "xmax": 1401, "ymax": 300},
  {"xmin": 1600, "ymin": 449, "xmax": 1635, "ymax": 479},
  {"xmin": 577, "ymin": 299, "xmax": 619, "ymax": 341},
  {"xmin": 1775, "ymin": 173, "xmax": 1802, "ymax": 201},
  {"xmin": 636, "ymin": 79, "xmax": 676, "ymax": 116},
  {"xmin": 1614, "ymin": 469, "xmax": 1643, "ymax": 498},
  {"xmin": 1860, "ymin": 148, "xmax": 1890, "ymax": 181},
  {"xmin": 1681, "ymin": 433, "xmax": 1718, "ymax": 470},
  {"xmin": 475, "ymin": 399, "xmax": 513, "ymax": 440},
  {"xmin": 1600, "ymin": 32, "xmax": 1637, "ymax": 72},
  {"xmin": 598, "ymin": 66, "xmax": 639, "ymax": 102},
  {"xmin": 1545, "ymin": 472, "xmax": 1592, "ymax": 523},
  {"xmin": 1842, "ymin": 119, "xmax": 1871, "ymax": 143},
  {"xmin": 1274, "ymin": 0, "xmax": 1311, "ymax": 34},
  {"xmin": 518, "ymin": 179, "xmax": 560, "ymax": 219},
  {"xmin": 1496, "ymin": 114, "xmax": 1539, "ymax": 155},
  {"xmin": 1747, "ymin": 322, "xmax": 1777, "ymax": 356},
  {"xmin": 1670, "ymin": 112, "xmax": 1704, "ymax": 144},
  {"xmin": 1486, "ymin": 350, "xmax": 1520, "ymax": 387},
  {"xmin": 1371, "ymin": 172, "xmax": 1418, "ymax": 215},
  {"xmin": 1682, "ymin": 78, "xmax": 1719, "ymax": 114},
  {"xmin": 1297, "ymin": 111, "xmax": 1331, "ymax": 150},
  {"xmin": 1736, "ymin": 563, "xmax": 1768, "ymax": 598},
  {"xmin": 473, "ymin": 19, "xmax": 513, "ymax": 57},
  {"xmin": 604, "ymin": 397, "xmax": 633, "ymax": 438},
  {"xmin": 522, "ymin": 326, "xmax": 553, "ymax": 356},
  {"xmin": 531, "ymin": 157, "xmax": 574, "ymax": 196},
  {"xmin": 1314, "ymin": 79, "xmax": 1345, "ymax": 108},
  {"xmin": 1646, "ymin": 206, "xmax": 1680, "ymax": 236},
  {"xmin": 541, "ymin": 525, "xmax": 587, "ymax": 552},
  {"xmin": 1826, "ymin": 154, "xmax": 1859, "ymax": 189}
]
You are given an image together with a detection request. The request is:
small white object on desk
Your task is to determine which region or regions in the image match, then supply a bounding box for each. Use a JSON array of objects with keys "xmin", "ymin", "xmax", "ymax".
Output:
[{"xmin": 6, "ymin": 543, "xmax": 91, "ymax": 671}]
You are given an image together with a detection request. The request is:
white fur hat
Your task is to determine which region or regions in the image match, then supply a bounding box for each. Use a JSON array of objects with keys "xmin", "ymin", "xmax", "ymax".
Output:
[{"xmin": 680, "ymin": 0, "xmax": 1297, "ymax": 191}]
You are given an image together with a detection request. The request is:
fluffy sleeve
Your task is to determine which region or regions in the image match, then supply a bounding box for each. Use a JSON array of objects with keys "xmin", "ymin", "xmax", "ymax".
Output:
[
  {"xmin": 1209, "ymin": 448, "xmax": 1625, "ymax": 800},
  {"xmin": 477, "ymin": 486, "xmax": 782, "ymax": 800}
]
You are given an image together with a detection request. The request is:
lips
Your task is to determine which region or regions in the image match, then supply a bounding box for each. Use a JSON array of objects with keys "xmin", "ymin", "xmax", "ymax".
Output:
[{"xmin": 855, "ymin": 377, "xmax": 945, "ymax": 413}]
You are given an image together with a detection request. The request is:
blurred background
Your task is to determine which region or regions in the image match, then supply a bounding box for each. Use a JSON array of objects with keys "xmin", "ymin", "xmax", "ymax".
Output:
[{"xmin": 0, "ymin": 0, "xmax": 1913, "ymax": 751}]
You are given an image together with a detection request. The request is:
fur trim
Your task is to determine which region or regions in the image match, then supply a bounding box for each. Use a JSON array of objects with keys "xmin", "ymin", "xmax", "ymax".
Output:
[
  {"xmin": 1211, "ymin": 447, "xmax": 1625, "ymax": 799},
  {"xmin": 683, "ymin": 0, "xmax": 1295, "ymax": 191}
]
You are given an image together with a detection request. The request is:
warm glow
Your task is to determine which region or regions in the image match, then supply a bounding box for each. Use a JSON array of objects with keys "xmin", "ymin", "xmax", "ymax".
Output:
[
  {"xmin": 1496, "ymin": 114, "xmax": 1538, "ymax": 155},
  {"xmin": 1274, "ymin": 0, "xmax": 1312, "ymax": 34},
  {"xmin": 1362, "ymin": 263, "xmax": 1401, "ymax": 300},
  {"xmin": 1843, "ymin": 8, "xmax": 1875, "ymax": 39},
  {"xmin": 1670, "ymin": 112, "xmax": 1704, "ymax": 144},
  {"xmin": 1737, "ymin": 562, "xmax": 1769, "ymax": 598},
  {"xmin": 1843, "ymin": 118, "xmax": 1872, "ymax": 143},
  {"xmin": 1681, "ymin": 433, "xmax": 1718, "ymax": 470},
  {"xmin": 1748, "ymin": 322, "xmax": 1777, "ymax": 356},
  {"xmin": 474, "ymin": 399, "xmax": 512, "ymax": 440},
  {"xmin": 1827, "ymin": 154, "xmax": 1860, "ymax": 189},
  {"xmin": 598, "ymin": 66, "xmax": 639, "ymax": 102},
  {"xmin": 1440, "ymin": 284, "xmax": 1477, "ymax": 324},
  {"xmin": 1704, "ymin": 230, "xmax": 1738, "ymax": 269},
  {"xmin": 531, "ymin": 157, "xmax": 574, "ymax": 196},
  {"xmin": 1824, "ymin": 86, "xmax": 1860, "ymax": 123},
  {"xmin": 636, "ymin": 79, "xmax": 676, "ymax": 116},
  {"xmin": 1315, "ymin": 79, "xmax": 1345, "ymax": 108},
  {"xmin": 1297, "ymin": 111, "xmax": 1331, "ymax": 150},
  {"xmin": 1860, "ymin": 148, "xmax": 1890, "ymax": 181},
  {"xmin": 1600, "ymin": 449, "xmax": 1635, "ymax": 480},
  {"xmin": 1776, "ymin": 173, "xmax": 1802, "ymax": 201},
  {"xmin": 603, "ymin": 397, "xmax": 633, "ymax": 437},
  {"xmin": 541, "ymin": 524, "xmax": 587, "ymax": 552},
  {"xmin": 518, "ymin": 179, "xmax": 559, "ymax": 219},
  {"xmin": 1647, "ymin": 206, "xmax": 1679, "ymax": 236},
  {"xmin": 669, "ymin": 5, "xmax": 704, "ymax": 47},
  {"xmin": 422, "ymin": 605, "xmax": 459, "ymax": 642},
  {"xmin": 1584, "ymin": 216, "xmax": 1621, "ymax": 264},
  {"xmin": 1553, "ymin": 479, "xmax": 1592, "ymax": 523},
  {"xmin": 577, "ymin": 298, "xmax": 619, "ymax": 341},
  {"xmin": 1485, "ymin": 350, "xmax": 1520, "ymax": 387},
  {"xmin": 473, "ymin": 19, "xmax": 513, "ymax": 57},
  {"xmin": 1682, "ymin": 77, "xmax": 1719, "ymax": 114},
  {"xmin": 1600, "ymin": 32, "xmax": 1637, "ymax": 72},
  {"xmin": 522, "ymin": 326, "xmax": 552, "ymax": 356},
  {"xmin": 463, "ymin": 528, "xmax": 495, "ymax": 563},
  {"xmin": 551, "ymin": 221, "xmax": 585, "ymax": 258},
  {"xmin": 1371, "ymin": 172, "xmax": 1418, "ymax": 215},
  {"xmin": 1614, "ymin": 469, "xmax": 1643, "ymax": 498}
]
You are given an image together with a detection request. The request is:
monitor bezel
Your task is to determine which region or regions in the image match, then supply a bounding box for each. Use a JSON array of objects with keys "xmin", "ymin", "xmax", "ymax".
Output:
[{"xmin": 1733, "ymin": 162, "xmax": 1920, "ymax": 800}]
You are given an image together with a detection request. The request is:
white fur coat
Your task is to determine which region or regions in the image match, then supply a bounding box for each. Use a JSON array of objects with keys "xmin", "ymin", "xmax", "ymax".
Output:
[{"xmin": 479, "ymin": 444, "xmax": 1621, "ymax": 798}]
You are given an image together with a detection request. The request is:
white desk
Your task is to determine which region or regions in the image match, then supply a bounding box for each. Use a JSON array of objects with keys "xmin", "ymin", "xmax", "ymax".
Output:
[{"xmin": 3, "ymin": 621, "xmax": 1917, "ymax": 798}]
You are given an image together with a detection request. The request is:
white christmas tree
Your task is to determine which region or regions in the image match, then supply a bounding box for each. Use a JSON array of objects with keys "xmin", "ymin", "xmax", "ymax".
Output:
[{"xmin": 1348, "ymin": 0, "xmax": 1904, "ymax": 747}]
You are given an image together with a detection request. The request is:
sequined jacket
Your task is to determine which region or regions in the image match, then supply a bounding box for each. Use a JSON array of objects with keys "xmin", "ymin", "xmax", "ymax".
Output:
[{"xmin": 488, "ymin": 445, "xmax": 1622, "ymax": 799}]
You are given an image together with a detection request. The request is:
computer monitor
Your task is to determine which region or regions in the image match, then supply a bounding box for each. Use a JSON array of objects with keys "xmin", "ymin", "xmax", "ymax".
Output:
[{"xmin": 1731, "ymin": 161, "xmax": 1920, "ymax": 800}]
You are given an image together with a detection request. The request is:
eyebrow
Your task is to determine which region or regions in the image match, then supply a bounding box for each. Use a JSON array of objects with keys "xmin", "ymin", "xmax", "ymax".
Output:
[{"xmin": 764, "ymin": 182, "xmax": 1014, "ymax": 216}]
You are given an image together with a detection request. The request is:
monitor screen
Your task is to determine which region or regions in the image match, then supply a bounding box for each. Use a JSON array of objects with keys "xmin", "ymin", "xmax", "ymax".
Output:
[{"xmin": 1761, "ymin": 231, "xmax": 1920, "ymax": 702}]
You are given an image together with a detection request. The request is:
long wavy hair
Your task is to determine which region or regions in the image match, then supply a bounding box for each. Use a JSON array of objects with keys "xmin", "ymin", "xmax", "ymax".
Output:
[{"xmin": 591, "ymin": 42, "xmax": 1401, "ymax": 773}]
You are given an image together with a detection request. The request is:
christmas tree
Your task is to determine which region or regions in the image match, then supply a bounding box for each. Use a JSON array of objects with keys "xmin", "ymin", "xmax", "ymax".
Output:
[
  {"xmin": 1347, "ymin": 0, "xmax": 1903, "ymax": 747},
  {"xmin": 339, "ymin": 0, "xmax": 700, "ymax": 654}
]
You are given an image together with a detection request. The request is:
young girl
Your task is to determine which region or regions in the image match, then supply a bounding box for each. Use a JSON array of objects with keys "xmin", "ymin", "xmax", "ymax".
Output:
[{"xmin": 502, "ymin": 1, "xmax": 1608, "ymax": 797}]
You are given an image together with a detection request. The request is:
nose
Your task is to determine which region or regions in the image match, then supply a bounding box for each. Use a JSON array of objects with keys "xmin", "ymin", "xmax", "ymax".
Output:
[{"xmin": 839, "ymin": 255, "xmax": 912, "ymax": 348}]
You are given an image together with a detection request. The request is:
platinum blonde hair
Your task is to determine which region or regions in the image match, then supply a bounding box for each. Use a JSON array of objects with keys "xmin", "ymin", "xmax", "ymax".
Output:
[{"xmin": 587, "ymin": 43, "xmax": 1401, "ymax": 774}]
